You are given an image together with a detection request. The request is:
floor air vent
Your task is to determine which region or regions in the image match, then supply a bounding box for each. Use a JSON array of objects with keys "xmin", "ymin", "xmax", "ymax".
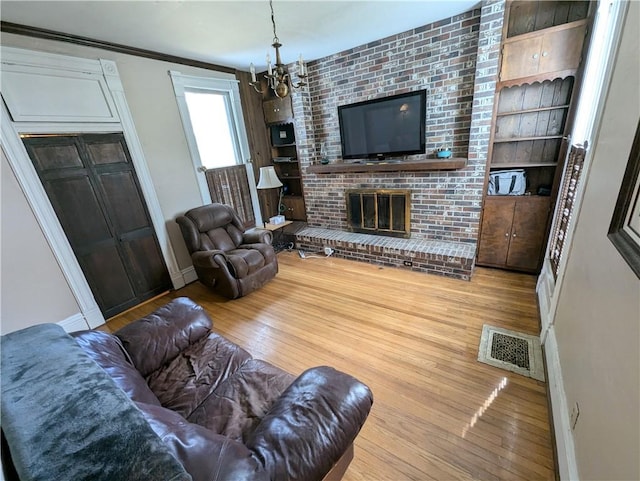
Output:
[{"xmin": 478, "ymin": 325, "xmax": 545, "ymax": 381}]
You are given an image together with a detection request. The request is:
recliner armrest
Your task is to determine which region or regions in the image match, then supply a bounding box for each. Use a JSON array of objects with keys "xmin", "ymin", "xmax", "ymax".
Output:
[
  {"xmin": 246, "ymin": 366, "xmax": 373, "ymax": 481},
  {"xmin": 243, "ymin": 229, "xmax": 273, "ymax": 245},
  {"xmin": 191, "ymin": 250, "xmax": 229, "ymax": 268}
]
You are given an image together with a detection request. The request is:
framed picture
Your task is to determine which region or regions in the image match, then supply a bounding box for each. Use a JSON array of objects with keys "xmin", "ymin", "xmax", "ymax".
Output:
[{"xmin": 608, "ymin": 120, "xmax": 640, "ymax": 278}]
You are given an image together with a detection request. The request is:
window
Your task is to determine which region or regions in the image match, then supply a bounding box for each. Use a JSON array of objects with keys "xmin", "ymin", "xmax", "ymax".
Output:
[
  {"xmin": 169, "ymin": 71, "xmax": 250, "ymax": 170},
  {"xmin": 169, "ymin": 71, "xmax": 254, "ymax": 205},
  {"xmin": 184, "ymin": 90, "xmax": 237, "ymax": 169}
]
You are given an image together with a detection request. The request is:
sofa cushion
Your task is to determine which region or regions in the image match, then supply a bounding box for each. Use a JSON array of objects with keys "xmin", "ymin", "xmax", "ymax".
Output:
[
  {"xmin": 116, "ymin": 297, "xmax": 212, "ymax": 377},
  {"xmin": 226, "ymin": 249, "xmax": 266, "ymax": 278},
  {"xmin": 239, "ymin": 242, "xmax": 276, "ymax": 263},
  {"xmin": 146, "ymin": 331, "xmax": 252, "ymax": 418},
  {"xmin": 72, "ymin": 329, "xmax": 161, "ymax": 406},
  {"xmin": 136, "ymin": 402, "xmax": 269, "ymax": 481},
  {"xmin": 204, "ymin": 227, "xmax": 236, "ymax": 252},
  {"xmin": 1, "ymin": 324, "xmax": 190, "ymax": 481},
  {"xmin": 187, "ymin": 359, "xmax": 295, "ymax": 442}
]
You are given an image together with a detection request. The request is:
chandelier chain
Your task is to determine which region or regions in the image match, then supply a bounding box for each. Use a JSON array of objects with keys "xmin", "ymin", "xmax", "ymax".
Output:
[{"xmin": 270, "ymin": 0, "xmax": 279, "ymax": 43}]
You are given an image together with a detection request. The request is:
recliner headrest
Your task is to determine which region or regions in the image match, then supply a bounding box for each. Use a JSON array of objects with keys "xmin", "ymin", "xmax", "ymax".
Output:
[{"xmin": 186, "ymin": 204, "xmax": 234, "ymax": 233}]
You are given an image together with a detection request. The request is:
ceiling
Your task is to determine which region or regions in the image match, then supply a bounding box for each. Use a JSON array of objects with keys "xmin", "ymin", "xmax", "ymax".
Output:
[{"xmin": 1, "ymin": 1, "xmax": 480, "ymax": 71}]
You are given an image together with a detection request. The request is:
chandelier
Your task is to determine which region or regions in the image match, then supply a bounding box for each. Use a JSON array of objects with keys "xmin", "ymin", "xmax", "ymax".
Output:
[{"xmin": 249, "ymin": 0, "xmax": 307, "ymax": 99}]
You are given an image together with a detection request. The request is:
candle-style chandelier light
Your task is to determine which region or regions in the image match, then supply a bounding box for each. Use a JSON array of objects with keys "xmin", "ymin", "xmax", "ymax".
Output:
[{"xmin": 248, "ymin": 0, "xmax": 307, "ymax": 99}]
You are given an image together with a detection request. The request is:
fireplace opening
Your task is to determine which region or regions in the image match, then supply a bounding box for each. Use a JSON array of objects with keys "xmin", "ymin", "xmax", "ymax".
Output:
[{"xmin": 346, "ymin": 189, "xmax": 411, "ymax": 238}]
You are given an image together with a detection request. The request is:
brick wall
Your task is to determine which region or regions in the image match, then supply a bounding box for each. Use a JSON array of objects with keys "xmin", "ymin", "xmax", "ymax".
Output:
[{"xmin": 291, "ymin": 0, "xmax": 504, "ymax": 246}]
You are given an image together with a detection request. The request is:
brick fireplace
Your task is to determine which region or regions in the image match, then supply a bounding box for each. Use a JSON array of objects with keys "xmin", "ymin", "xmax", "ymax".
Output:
[
  {"xmin": 346, "ymin": 189, "xmax": 410, "ymax": 238},
  {"xmin": 290, "ymin": 1, "xmax": 505, "ymax": 280}
]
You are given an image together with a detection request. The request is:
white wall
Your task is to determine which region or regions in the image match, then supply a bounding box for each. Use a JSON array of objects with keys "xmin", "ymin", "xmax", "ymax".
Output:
[
  {"xmin": 1, "ymin": 32, "xmax": 236, "ymax": 270},
  {"xmin": 1, "ymin": 148, "xmax": 80, "ymax": 334},
  {"xmin": 553, "ymin": 2, "xmax": 639, "ymax": 479}
]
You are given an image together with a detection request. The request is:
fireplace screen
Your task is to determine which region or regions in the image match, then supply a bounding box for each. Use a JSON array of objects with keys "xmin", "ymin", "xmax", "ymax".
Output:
[{"xmin": 346, "ymin": 189, "xmax": 411, "ymax": 238}]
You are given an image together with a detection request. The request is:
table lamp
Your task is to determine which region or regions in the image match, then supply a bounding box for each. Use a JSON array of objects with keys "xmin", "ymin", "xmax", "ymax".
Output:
[{"xmin": 256, "ymin": 166, "xmax": 284, "ymax": 221}]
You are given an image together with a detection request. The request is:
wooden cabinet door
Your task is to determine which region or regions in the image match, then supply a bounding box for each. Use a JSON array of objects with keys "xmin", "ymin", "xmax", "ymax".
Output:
[
  {"xmin": 501, "ymin": 35, "xmax": 543, "ymax": 81},
  {"xmin": 501, "ymin": 21, "xmax": 587, "ymax": 83},
  {"xmin": 263, "ymin": 98, "xmax": 293, "ymax": 124},
  {"xmin": 23, "ymin": 134, "xmax": 171, "ymax": 318},
  {"xmin": 477, "ymin": 197, "xmax": 515, "ymax": 266},
  {"xmin": 281, "ymin": 196, "xmax": 306, "ymax": 221},
  {"xmin": 506, "ymin": 197, "xmax": 551, "ymax": 271},
  {"xmin": 538, "ymin": 22, "xmax": 587, "ymax": 76}
]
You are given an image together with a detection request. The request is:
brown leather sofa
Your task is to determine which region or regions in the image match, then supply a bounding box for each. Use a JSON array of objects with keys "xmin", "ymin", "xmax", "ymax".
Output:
[
  {"xmin": 176, "ymin": 203, "xmax": 278, "ymax": 299},
  {"xmin": 73, "ymin": 297, "xmax": 373, "ymax": 481}
]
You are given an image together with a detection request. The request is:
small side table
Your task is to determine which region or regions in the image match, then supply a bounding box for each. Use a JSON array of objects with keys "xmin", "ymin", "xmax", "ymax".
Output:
[{"xmin": 263, "ymin": 220, "xmax": 294, "ymax": 252}]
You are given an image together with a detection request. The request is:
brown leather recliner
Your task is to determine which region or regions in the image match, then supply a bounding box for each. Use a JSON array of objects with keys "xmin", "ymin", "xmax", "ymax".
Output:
[{"xmin": 176, "ymin": 203, "xmax": 277, "ymax": 299}]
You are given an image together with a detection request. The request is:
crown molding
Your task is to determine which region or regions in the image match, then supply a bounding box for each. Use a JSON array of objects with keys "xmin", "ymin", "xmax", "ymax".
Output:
[{"xmin": 0, "ymin": 21, "xmax": 237, "ymax": 75}]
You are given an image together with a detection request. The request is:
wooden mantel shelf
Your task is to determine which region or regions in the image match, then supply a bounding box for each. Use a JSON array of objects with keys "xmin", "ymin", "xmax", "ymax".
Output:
[{"xmin": 307, "ymin": 158, "xmax": 467, "ymax": 174}]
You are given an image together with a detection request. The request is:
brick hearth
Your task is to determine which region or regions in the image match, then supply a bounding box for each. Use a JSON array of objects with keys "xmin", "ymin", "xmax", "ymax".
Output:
[{"xmin": 296, "ymin": 227, "xmax": 476, "ymax": 280}]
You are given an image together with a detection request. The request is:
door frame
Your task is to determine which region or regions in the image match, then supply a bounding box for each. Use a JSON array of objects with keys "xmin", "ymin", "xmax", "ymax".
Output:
[
  {"xmin": 1, "ymin": 48, "xmax": 184, "ymax": 328},
  {"xmin": 537, "ymin": 0, "xmax": 629, "ymax": 342}
]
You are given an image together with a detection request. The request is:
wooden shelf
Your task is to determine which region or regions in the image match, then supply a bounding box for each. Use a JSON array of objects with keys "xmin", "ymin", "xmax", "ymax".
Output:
[
  {"xmin": 308, "ymin": 158, "xmax": 467, "ymax": 174},
  {"xmin": 263, "ymin": 220, "xmax": 293, "ymax": 231},
  {"xmin": 491, "ymin": 162, "xmax": 557, "ymax": 168}
]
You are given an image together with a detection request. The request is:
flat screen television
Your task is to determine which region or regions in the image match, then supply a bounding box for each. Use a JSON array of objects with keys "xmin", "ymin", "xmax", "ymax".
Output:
[{"xmin": 338, "ymin": 90, "xmax": 426, "ymax": 160}]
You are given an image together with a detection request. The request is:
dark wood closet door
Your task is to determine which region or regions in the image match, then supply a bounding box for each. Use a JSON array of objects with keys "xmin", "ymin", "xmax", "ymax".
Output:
[{"xmin": 23, "ymin": 133, "xmax": 171, "ymax": 319}]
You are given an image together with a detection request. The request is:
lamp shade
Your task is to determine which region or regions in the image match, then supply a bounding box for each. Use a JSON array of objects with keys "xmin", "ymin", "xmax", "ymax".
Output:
[{"xmin": 256, "ymin": 166, "xmax": 283, "ymax": 189}]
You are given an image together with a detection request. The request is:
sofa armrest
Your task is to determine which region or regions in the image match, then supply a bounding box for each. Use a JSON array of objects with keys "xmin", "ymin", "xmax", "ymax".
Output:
[
  {"xmin": 1, "ymin": 324, "xmax": 190, "ymax": 481},
  {"xmin": 243, "ymin": 229, "xmax": 272, "ymax": 245},
  {"xmin": 246, "ymin": 366, "xmax": 373, "ymax": 481}
]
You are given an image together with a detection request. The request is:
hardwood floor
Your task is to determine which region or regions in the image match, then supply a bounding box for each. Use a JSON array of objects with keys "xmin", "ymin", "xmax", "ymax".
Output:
[{"xmin": 105, "ymin": 251, "xmax": 556, "ymax": 481}]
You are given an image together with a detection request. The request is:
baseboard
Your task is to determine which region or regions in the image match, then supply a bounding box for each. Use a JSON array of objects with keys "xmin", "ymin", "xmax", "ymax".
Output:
[
  {"xmin": 181, "ymin": 266, "xmax": 199, "ymax": 285},
  {"xmin": 170, "ymin": 269, "xmax": 186, "ymax": 290},
  {"xmin": 57, "ymin": 312, "xmax": 90, "ymax": 333},
  {"xmin": 544, "ymin": 326, "xmax": 580, "ymax": 481}
]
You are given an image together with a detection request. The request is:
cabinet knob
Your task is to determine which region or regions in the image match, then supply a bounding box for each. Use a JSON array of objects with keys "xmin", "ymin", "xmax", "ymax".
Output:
[
  {"xmin": 512, "ymin": 233, "xmax": 517, "ymax": 238},
  {"xmin": 533, "ymin": 53, "xmax": 539, "ymax": 59},
  {"xmin": 542, "ymin": 51, "xmax": 548, "ymax": 57},
  {"xmin": 505, "ymin": 233, "xmax": 510, "ymax": 237}
]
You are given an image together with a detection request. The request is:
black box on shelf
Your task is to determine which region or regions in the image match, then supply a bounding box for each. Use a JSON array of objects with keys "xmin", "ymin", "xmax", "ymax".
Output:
[{"xmin": 270, "ymin": 123, "xmax": 295, "ymax": 146}]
